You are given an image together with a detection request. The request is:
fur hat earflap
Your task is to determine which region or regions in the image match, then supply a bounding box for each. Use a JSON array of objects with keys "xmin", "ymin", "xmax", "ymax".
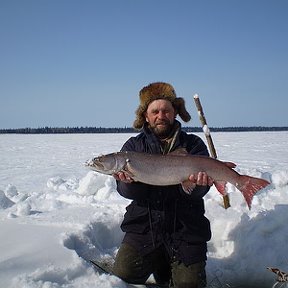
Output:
[{"xmin": 133, "ymin": 82, "xmax": 191, "ymax": 129}]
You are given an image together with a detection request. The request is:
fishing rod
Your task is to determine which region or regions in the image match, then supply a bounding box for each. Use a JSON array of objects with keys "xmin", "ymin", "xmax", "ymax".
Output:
[{"xmin": 193, "ymin": 94, "xmax": 231, "ymax": 209}]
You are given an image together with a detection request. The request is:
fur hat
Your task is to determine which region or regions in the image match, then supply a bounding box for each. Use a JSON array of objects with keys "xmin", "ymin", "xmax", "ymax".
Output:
[{"xmin": 133, "ymin": 82, "xmax": 191, "ymax": 129}]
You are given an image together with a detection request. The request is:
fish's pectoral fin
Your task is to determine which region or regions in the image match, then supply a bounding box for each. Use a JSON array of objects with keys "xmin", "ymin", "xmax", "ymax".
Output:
[
  {"xmin": 181, "ymin": 180, "xmax": 196, "ymax": 195},
  {"xmin": 121, "ymin": 168, "xmax": 135, "ymax": 179},
  {"xmin": 121, "ymin": 160, "xmax": 136, "ymax": 180},
  {"xmin": 214, "ymin": 180, "xmax": 227, "ymax": 196},
  {"xmin": 118, "ymin": 169, "xmax": 136, "ymax": 182}
]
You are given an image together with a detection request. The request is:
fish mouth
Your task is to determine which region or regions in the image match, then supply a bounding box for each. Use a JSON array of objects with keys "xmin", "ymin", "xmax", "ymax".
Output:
[
  {"xmin": 85, "ymin": 158, "xmax": 102, "ymax": 170},
  {"xmin": 85, "ymin": 159, "xmax": 92, "ymax": 167}
]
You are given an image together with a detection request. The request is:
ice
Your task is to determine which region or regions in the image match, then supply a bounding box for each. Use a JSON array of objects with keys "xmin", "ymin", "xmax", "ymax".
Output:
[{"xmin": 0, "ymin": 132, "xmax": 288, "ymax": 287}]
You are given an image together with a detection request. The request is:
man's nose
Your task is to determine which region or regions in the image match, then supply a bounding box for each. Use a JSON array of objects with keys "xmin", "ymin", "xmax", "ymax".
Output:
[{"xmin": 158, "ymin": 111, "xmax": 166, "ymax": 118}]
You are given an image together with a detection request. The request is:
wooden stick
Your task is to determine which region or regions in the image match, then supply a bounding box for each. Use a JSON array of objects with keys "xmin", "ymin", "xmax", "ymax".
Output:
[{"xmin": 193, "ymin": 94, "xmax": 231, "ymax": 209}]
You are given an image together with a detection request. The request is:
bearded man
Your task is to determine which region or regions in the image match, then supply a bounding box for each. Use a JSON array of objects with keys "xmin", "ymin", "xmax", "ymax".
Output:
[{"xmin": 112, "ymin": 82, "xmax": 213, "ymax": 288}]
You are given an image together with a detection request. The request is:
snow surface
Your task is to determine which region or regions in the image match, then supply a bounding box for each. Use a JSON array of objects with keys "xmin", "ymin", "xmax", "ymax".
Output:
[{"xmin": 0, "ymin": 132, "xmax": 288, "ymax": 288}]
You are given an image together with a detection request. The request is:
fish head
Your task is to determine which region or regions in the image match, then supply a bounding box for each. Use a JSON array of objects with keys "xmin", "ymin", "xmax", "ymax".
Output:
[{"xmin": 85, "ymin": 152, "xmax": 125, "ymax": 175}]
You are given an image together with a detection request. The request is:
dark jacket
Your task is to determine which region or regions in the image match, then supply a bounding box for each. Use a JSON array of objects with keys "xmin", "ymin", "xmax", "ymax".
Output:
[{"xmin": 116, "ymin": 123, "xmax": 212, "ymax": 265}]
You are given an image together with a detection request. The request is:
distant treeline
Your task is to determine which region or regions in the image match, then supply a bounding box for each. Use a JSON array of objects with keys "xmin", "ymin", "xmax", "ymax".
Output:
[{"xmin": 0, "ymin": 126, "xmax": 288, "ymax": 134}]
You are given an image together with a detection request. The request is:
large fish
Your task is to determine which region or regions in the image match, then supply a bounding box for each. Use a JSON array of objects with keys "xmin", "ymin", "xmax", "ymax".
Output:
[{"xmin": 86, "ymin": 151, "xmax": 270, "ymax": 209}]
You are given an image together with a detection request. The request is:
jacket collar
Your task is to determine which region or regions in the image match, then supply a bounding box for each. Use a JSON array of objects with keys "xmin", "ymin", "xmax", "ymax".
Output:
[{"xmin": 142, "ymin": 120, "xmax": 182, "ymax": 154}]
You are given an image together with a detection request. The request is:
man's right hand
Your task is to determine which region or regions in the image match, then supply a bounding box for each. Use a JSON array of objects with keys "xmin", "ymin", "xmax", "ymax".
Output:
[{"xmin": 113, "ymin": 172, "xmax": 134, "ymax": 183}]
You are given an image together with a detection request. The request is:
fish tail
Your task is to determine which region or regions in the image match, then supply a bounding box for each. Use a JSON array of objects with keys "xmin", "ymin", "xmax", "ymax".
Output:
[{"xmin": 237, "ymin": 175, "xmax": 270, "ymax": 209}]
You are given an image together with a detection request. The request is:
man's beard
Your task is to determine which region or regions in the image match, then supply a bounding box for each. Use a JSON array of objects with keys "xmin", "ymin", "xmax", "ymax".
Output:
[{"xmin": 150, "ymin": 121, "xmax": 175, "ymax": 138}]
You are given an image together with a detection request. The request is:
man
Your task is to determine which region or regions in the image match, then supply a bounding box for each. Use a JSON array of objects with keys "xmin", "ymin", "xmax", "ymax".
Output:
[{"xmin": 112, "ymin": 82, "xmax": 213, "ymax": 288}]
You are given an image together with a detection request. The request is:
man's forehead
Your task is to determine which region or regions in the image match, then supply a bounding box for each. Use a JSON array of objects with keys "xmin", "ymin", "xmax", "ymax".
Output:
[{"xmin": 147, "ymin": 99, "xmax": 174, "ymax": 110}]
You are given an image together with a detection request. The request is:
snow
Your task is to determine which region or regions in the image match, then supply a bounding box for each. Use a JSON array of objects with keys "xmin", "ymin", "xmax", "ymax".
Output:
[{"xmin": 0, "ymin": 132, "xmax": 288, "ymax": 288}]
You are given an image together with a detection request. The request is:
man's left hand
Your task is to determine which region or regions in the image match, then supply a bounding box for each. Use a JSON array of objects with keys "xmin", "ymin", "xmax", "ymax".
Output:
[
  {"xmin": 181, "ymin": 172, "xmax": 213, "ymax": 194},
  {"xmin": 188, "ymin": 172, "xmax": 214, "ymax": 186}
]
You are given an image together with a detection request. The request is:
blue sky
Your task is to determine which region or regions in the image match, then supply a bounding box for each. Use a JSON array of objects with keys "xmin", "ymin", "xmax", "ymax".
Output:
[{"xmin": 1, "ymin": 0, "xmax": 287, "ymax": 129}]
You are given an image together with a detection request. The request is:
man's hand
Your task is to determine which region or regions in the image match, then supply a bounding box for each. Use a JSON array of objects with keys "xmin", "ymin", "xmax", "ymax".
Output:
[
  {"xmin": 182, "ymin": 162, "xmax": 236, "ymax": 193},
  {"xmin": 188, "ymin": 172, "xmax": 214, "ymax": 186},
  {"xmin": 113, "ymin": 171, "xmax": 134, "ymax": 183},
  {"xmin": 181, "ymin": 171, "xmax": 213, "ymax": 194}
]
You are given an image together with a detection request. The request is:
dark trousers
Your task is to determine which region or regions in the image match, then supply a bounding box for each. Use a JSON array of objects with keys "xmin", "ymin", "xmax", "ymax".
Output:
[{"xmin": 112, "ymin": 243, "xmax": 207, "ymax": 288}]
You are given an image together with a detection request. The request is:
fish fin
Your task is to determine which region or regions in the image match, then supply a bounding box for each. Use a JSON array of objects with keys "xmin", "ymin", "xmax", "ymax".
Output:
[
  {"xmin": 181, "ymin": 180, "xmax": 196, "ymax": 195},
  {"xmin": 237, "ymin": 175, "xmax": 270, "ymax": 209},
  {"xmin": 214, "ymin": 181, "xmax": 228, "ymax": 196},
  {"xmin": 169, "ymin": 148, "xmax": 188, "ymax": 156},
  {"xmin": 224, "ymin": 161, "xmax": 237, "ymax": 169},
  {"xmin": 121, "ymin": 161, "xmax": 135, "ymax": 179}
]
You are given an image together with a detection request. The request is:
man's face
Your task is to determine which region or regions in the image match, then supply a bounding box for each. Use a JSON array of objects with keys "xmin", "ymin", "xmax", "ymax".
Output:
[{"xmin": 145, "ymin": 99, "xmax": 176, "ymax": 138}]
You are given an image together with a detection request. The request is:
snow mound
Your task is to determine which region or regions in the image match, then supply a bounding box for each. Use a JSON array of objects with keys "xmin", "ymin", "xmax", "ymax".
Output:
[
  {"xmin": 0, "ymin": 190, "xmax": 15, "ymax": 209},
  {"xmin": 272, "ymin": 170, "xmax": 288, "ymax": 187}
]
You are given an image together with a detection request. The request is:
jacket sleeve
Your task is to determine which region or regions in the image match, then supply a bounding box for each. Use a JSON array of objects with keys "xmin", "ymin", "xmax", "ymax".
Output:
[
  {"xmin": 183, "ymin": 133, "xmax": 211, "ymax": 198},
  {"xmin": 116, "ymin": 180, "xmax": 151, "ymax": 200},
  {"xmin": 116, "ymin": 137, "xmax": 151, "ymax": 200}
]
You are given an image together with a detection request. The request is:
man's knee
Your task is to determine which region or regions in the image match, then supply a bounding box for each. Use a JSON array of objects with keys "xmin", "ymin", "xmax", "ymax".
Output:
[
  {"xmin": 112, "ymin": 243, "xmax": 149, "ymax": 284},
  {"xmin": 171, "ymin": 261, "xmax": 207, "ymax": 288}
]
